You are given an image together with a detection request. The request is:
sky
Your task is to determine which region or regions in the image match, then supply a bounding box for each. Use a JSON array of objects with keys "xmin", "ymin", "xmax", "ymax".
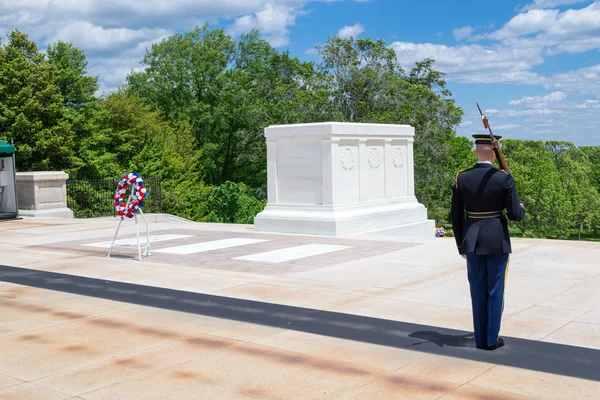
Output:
[{"xmin": 1, "ymin": 0, "xmax": 599, "ymax": 146}]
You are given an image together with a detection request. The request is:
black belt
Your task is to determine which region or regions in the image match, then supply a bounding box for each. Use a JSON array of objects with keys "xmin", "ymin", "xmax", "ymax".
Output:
[{"xmin": 467, "ymin": 210, "xmax": 503, "ymax": 219}]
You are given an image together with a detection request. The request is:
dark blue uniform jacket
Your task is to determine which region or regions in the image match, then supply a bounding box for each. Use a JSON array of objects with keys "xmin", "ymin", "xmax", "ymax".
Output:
[{"xmin": 451, "ymin": 163, "xmax": 525, "ymax": 255}]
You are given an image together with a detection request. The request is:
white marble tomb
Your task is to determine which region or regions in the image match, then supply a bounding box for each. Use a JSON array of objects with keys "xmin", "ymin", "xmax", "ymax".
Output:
[{"xmin": 253, "ymin": 122, "xmax": 434, "ymax": 236}]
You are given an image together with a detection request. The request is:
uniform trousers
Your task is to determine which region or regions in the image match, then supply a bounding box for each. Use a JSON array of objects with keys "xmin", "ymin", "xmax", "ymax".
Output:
[{"xmin": 465, "ymin": 252, "xmax": 509, "ymax": 348}]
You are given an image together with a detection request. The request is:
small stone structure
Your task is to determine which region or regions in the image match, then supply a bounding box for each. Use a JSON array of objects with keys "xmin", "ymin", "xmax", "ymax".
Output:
[
  {"xmin": 254, "ymin": 122, "xmax": 434, "ymax": 236},
  {"xmin": 16, "ymin": 171, "xmax": 73, "ymax": 218}
]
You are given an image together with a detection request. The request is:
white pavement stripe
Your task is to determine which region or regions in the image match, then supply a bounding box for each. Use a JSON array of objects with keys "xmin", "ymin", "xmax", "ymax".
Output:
[
  {"xmin": 234, "ymin": 243, "xmax": 352, "ymax": 264},
  {"xmin": 83, "ymin": 234, "xmax": 193, "ymax": 248},
  {"xmin": 153, "ymin": 238, "xmax": 268, "ymax": 255}
]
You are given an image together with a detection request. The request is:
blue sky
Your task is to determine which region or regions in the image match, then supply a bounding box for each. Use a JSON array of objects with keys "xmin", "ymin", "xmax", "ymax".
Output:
[{"xmin": 1, "ymin": 0, "xmax": 599, "ymax": 145}]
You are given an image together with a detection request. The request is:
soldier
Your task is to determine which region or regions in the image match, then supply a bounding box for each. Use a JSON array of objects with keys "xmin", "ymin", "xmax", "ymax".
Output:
[{"xmin": 451, "ymin": 134, "xmax": 525, "ymax": 350}]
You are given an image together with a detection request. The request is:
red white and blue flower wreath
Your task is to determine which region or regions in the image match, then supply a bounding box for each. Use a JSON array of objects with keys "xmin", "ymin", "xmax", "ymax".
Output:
[{"xmin": 114, "ymin": 173, "xmax": 147, "ymax": 218}]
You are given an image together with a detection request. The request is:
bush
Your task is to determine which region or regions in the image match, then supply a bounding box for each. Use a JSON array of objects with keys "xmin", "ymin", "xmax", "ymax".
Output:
[
  {"xmin": 206, "ymin": 181, "xmax": 266, "ymax": 224},
  {"xmin": 160, "ymin": 180, "xmax": 212, "ymax": 221}
]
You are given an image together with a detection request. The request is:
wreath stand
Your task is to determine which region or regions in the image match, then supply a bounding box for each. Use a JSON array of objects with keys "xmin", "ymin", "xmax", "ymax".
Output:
[{"xmin": 107, "ymin": 174, "xmax": 151, "ymax": 261}]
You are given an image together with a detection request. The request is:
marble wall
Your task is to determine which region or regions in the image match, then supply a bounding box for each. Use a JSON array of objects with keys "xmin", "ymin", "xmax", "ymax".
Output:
[{"xmin": 254, "ymin": 122, "xmax": 434, "ymax": 237}]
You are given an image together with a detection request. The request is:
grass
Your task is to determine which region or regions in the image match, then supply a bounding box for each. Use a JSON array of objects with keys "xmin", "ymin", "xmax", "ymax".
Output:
[
  {"xmin": 440, "ymin": 224, "xmax": 600, "ymax": 242},
  {"xmin": 508, "ymin": 227, "xmax": 600, "ymax": 241}
]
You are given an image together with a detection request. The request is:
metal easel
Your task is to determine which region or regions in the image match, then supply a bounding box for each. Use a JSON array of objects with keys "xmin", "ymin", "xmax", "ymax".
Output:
[{"xmin": 107, "ymin": 193, "xmax": 151, "ymax": 261}]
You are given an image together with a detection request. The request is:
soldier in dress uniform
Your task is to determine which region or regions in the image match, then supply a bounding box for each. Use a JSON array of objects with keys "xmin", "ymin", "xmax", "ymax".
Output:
[{"xmin": 450, "ymin": 134, "xmax": 525, "ymax": 350}]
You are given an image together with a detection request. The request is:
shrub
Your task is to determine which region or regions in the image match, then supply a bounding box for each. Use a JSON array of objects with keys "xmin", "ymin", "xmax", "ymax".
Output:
[{"xmin": 206, "ymin": 181, "xmax": 266, "ymax": 224}]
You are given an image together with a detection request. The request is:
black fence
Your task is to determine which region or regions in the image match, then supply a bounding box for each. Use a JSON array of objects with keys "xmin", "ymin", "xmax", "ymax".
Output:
[{"xmin": 67, "ymin": 177, "xmax": 162, "ymax": 218}]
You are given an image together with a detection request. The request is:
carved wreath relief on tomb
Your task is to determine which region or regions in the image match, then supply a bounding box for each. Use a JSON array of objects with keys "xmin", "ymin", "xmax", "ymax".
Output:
[
  {"xmin": 367, "ymin": 146, "xmax": 381, "ymax": 169},
  {"xmin": 340, "ymin": 146, "xmax": 356, "ymax": 170},
  {"xmin": 392, "ymin": 146, "xmax": 405, "ymax": 168}
]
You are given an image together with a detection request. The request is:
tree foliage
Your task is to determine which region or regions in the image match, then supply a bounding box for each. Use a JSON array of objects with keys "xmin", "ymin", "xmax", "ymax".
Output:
[
  {"xmin": 546, "ymin": 141, "xmax": 599, "ymax": 239},
  {"xmin": 206, "ymin": 181, "xmax": 266, "ymax": 224},
  {"xmin": 0, "ymin": 30, "xmax": 75, "ymax": 171},
  {"xmin": 47, "ymin": 41, "xmax": 98, "ymax": 108},
  {"xmin": 502, "ymin": 139, "xmax": 600, "ymax": 239}
]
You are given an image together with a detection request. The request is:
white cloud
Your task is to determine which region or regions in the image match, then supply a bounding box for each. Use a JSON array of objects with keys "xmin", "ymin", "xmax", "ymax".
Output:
[
  {"xmin": 460, "ymin": 81, "xmax": 600, "ymax": 145},
  {"xmin": 527, "ymin": 120, "xmax": 569, "ymax": 128},
  {"xmin": 305, "ymin": 47, "xmax": 319, "ymax": 57},
  {"xmin": 576, "ymin": 99, "xmax": 600, "ymax": 108},
  {"xmin": 497, "ymin": 108, "xmax": 563, "ymax": 117},
  {"xmin": 337, "ymin": 23, "xmax": 364, "ymax": 39},
  {"xmin": 50, "ymin": 21, "xmax": 169, "ymax": 53},
  {"xmin": 521, "ymin": 0, "xmax": 589, "ymax": 11},
  {"xmin": 453, "ymin": 26, "xmax": 473, "ymax": 41},
  {"xmin": 490, "ymin": 3, "xmax": 600, "ymax": 54},
  {"xmin": 459, "ymin": 107, "xmax": 577, "ymax": 143},
  {"xmin": 391, "ymin": 41, "xmax": 545, "ymax": 84},
  {"xmin": 389, "ymin": 2, "xmax": 600, "ymax": 89},
  {"xmin": 0, "ymin": 0, "xmax": 264, "ymax": 31},
  {"xmin": 490, "ymin": 9, "xmax": 559, "ymax": 40},
  {"xmin": 542, "ymin": 64, "xmax": 600, "ymax": 97},
  {"xmin": 484, "ymin": 109, "xmax": 501, "ymax": 115},
  {"xmin": 228, "ymin": 3, "xmax": 302, "ymax": 47},
  {"xmin": 508, "ymin": 91, "xmax": 567, "ymax": 107},
  {"xmin": 0, "ymin": 0, "xmax": 347, "ymax": 92},
  {"xmin": 89, "ymin": 57, "xmax": 142, "ymax": 94},
  {"xmin": 493, "ymin": 124, "xmax": 522, "ymax": 130}
]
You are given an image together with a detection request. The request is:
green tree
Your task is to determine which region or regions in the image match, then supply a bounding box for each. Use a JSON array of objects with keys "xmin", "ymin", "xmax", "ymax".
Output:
[
  {"xmin": 546, "ymin": 141, "xmax": 600, "ymax": 239},
  {"xmin": 46, "ymin": 40, "xmax": 107, "ymax": 179},
  {"xmin": 318, "ymin": 37, "xmax": 402, "ymax": 122},
  {"xmin": 46, "ymin": 41, "xmax": 98, "ymax": 108},
  {"xmin": 449, "ymin": 135, "xmax": 477, "ymax": 172},
  {"xmin": 102, "ymin": 91, "xmax": 207, "ymax": 219},
  {"xmin": 502, "ymin": 140, "xmax": 570, "ymax": 237},
  {"xmin": 581, "ymin": 146, "xmax": 600, "ymax": 190},
  {"xmin": 0, "ymin": 29, "xmax": 75, "ymax": 171},
  {"xmin": 581, "ymin": 146, "xmax": 600, "ymax": 237},
  {"xmin": 127, "ymin": 26, "xmax": 249, "ymax": 186},
  {"xmin": 206, "ymin": 181, "xmax": 266, "ymax": 224},
  {"xmin": 316, "ymin": 37, "xmax": 463, "ymax": 223}
]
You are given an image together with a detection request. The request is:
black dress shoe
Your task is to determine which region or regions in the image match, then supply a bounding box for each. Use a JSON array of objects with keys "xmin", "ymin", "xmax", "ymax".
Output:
[{"xmin": 485, "ymin": 337, "xmax": 505, "ymax": 351}]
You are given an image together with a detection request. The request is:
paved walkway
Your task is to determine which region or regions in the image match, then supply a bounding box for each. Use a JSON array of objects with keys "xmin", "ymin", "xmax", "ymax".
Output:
[{"xmin": 1, "ymin": 215, "xmax": 599, "ymax": 399}]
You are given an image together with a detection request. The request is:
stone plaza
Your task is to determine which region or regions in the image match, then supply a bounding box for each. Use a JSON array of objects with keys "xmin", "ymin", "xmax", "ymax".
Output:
[{"xmin": 1, "ymin": 216, "xmax": 600, "ymax": 399}]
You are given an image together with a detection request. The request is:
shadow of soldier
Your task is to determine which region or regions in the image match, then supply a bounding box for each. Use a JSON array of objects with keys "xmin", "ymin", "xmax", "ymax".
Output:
[{"xmin": 408, "ymin": 331, "xmax": 475, "ymax": 348}]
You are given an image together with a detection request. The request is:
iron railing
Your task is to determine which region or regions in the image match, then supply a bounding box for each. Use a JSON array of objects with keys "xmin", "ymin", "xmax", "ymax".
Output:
[{"xmin": 67, "ymin": 176, "xmax": 162, "ymax": 218}]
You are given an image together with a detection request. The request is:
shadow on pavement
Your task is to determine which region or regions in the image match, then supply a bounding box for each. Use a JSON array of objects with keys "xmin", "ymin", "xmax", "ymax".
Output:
[
  {"xmin": 408, "ymin": 331, "xmax": 475, "ymax": 348},
  {"xmin": 2, "ymin": 264, "xmax": 599, "ymax": 382}
]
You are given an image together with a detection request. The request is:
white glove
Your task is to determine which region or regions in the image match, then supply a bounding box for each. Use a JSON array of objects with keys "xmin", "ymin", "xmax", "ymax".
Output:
[{"xmin": 520, "ymin": 203, "xmax": 524, "ymax": 209}]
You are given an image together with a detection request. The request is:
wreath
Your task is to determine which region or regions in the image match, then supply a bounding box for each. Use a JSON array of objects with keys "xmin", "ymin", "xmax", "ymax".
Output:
[{"xmin": 114, "ymin": 173, "xmax": 147, "ymax": 218}]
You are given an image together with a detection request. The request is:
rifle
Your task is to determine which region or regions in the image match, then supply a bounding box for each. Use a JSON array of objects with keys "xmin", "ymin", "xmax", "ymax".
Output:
[{"xmin": 476, "ymin": 103, "xmax": 509, "ymax": 173}]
